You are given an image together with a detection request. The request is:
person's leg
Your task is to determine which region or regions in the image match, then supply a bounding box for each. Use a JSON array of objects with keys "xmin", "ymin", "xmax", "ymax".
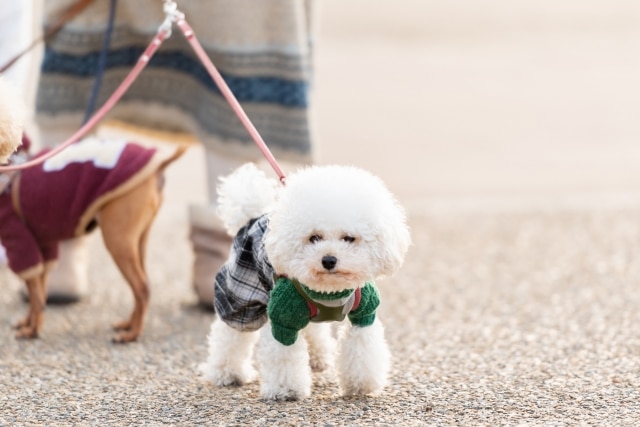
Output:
[
  {"xmin": 182, "ymin": 0, "xmax": 317, "ymax": 309},
  {"xmin": 190, "ymin": 150, "xmax": 242, "ymax": 308},
  {"xmin": 0, "ymin": 244, "xmax": 6, "ymax": 266},
  {"xmin": 0, "ymin": 1, "xmax": 34, "ymax": 96},
  {"xmin": 39, "ymin": 127, "xmax": 91, "ymax": 302},
  {"xmin": 44, "ymin": 237, "xmax": 89, "ymax": 303}
]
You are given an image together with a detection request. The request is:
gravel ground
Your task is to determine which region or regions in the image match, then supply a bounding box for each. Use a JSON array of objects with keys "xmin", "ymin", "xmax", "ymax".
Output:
[
  {"xmin": 2, "ymin": 203, "xmax": 640, "ymax": 426},
  {"xmin": 4, "ymin": 2, "xmax": 640, "ymax": 424}
]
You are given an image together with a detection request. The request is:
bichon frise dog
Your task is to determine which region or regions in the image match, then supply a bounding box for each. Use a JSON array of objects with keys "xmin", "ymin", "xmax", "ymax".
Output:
[
  {"xmin": 200, "ymin": 163, "xmax": 411, "ymax": 400},
  {"xmin": 0, "ymin": 77, "xmax": 26, "ymax": 164}
]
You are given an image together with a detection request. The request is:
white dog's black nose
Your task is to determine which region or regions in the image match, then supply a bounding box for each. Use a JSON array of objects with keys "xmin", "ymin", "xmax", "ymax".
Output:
[{"xmin": 322, "ymin": 255, "xmax": 337, "ymax": 270}]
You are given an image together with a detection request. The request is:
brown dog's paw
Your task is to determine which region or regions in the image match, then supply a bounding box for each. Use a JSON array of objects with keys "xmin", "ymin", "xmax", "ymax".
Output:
[
  {"xmin": 15, "ymin": 326, "xmax": 39, "ymax": 339},
  {"xmin": 112, "ymin": 319, "xmax": 132, "ymax": 331},
  {"xmin": 112, "ymin": 331, "xmax": 139, "ymax": 344},
  {"xmin": 13, "ymin": 316, "xmax": 31, "ymax": 330}
]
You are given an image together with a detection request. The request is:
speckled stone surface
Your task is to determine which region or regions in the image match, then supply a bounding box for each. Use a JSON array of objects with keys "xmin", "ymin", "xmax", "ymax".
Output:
[
  {"xmin": 4, "ymin": 0, "xmax": 640, "ymax": 423},
  {"xmin": 2, "ymin": 205, "xmax": 640, "ymax": 425}
]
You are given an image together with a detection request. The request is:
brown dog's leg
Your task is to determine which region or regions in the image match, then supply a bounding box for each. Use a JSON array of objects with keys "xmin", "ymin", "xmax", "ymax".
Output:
[
  {"xmin": 98, "ymin": 175, "xmax": 161, "ymax": 343},
  {"xmin": 15, "ymin": 274, "xmax": 47, "ymax": 339}
]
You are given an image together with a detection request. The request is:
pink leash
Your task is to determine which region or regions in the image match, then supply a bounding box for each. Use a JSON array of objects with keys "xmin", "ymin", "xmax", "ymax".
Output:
[
  {"xmin": 0, "ymin": 1, "xmax": 287, "ymax": 183},
  {"xmin": 0, "ymin": 27, "xmax": 168, "ymax": 172},
  {"xmin": 175, "ymin": 18, "xmax": 286, "ymax": 183}
]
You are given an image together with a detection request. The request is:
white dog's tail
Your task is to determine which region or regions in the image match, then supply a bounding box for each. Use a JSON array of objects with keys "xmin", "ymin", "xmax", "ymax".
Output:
[{"xmin": 216, "ymin": 163, "xmax": 280, "ymax": 235}]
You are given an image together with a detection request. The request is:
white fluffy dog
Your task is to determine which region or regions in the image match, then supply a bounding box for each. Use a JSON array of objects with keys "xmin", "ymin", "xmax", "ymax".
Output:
[
  {"xmin": 200, "ymin": 163, "xmax": 411, "ymax": 400},
  {"xmin": 0, "ymin": 78, "xmax": 26, "ymax": 163}
]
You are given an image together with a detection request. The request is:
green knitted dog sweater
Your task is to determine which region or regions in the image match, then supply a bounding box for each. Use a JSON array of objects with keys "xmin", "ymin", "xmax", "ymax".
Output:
[{"xmin": 267, "ymin": 277, "xmax": 380, "ymax": 346}]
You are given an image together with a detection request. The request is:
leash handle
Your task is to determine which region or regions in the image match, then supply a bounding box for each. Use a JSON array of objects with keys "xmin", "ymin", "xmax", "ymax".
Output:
[
  {"xmin": 175, "ymin": 18, "xmax": 287, "ymax": 184},
  {"xmin": 0, "ymin": 25, "xmax": 170, "ymax": 172}
]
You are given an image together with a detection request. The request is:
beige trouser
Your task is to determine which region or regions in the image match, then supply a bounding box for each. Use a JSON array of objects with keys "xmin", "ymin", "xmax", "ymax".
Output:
[{"xmin": 189, "ymin": 150, "xmax": 242, "ymax": 308}]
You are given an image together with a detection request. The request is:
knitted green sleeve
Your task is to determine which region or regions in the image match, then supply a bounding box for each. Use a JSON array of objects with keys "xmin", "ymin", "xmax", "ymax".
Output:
[
  {"xmin": 267, "ymin": 277, "xmax": 311, "ymax": 346},
  {"xmin": 348, "ymin": 282, "xmax": 380, "ymax": 327}
]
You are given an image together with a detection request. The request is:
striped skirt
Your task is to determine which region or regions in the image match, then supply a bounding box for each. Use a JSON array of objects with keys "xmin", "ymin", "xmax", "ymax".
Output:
[{"xmin": 36, "ymin": 0, "xmax": 315, "ymax": 163}]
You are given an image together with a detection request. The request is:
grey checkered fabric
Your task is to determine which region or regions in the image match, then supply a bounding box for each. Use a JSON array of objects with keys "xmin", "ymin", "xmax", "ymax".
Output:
[{"xmin": 214, "ymin": 214, "xmax": 275, "ymax": 331}]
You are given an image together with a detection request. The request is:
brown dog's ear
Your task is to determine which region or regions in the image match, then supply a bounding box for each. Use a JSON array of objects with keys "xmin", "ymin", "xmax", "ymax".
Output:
[
  {"xmin": 19, "ymin": 134, "xmax": 31, "ymax": 153},
  {"xmin": 157, "ymin": 143, "xmax": 188, "ymax": 171}
]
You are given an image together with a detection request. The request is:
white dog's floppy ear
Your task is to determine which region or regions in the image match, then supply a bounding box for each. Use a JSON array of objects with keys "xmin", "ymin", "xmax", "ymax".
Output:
[
  {"xmin": 0, "ymin": 77, "xmax": 27, "ymax": 163},
  {"xmin": 377, "ymin": 199, "xmax": 411, "ymax": 276}
]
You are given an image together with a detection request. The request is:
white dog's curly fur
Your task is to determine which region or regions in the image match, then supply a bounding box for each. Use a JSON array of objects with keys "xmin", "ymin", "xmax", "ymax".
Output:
[
  {"xmin": 200, "ymin": 163, "xmax": 411, "ymax": 400},
  {"xmin": 0, "ymin": 78, "xmax": 26, "ymax": 163}
]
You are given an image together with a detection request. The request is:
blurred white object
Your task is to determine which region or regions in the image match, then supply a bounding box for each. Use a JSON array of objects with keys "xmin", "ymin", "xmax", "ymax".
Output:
[
  {"xmin": 0, "ymin": 241, "xmax": 7, "ymax": 266},
  {"xmin": 0, "ymin": 1, "xmax": 35, "ymax": 94}
]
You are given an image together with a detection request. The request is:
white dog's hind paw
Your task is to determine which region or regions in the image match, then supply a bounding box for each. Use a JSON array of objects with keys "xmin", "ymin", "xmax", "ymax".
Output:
[
  {"xmin": 200, "ymin": 319, "xmax": 260, "ymax": 387},
  {"xmin": 309, "ymin": 356, "xmax": 331, "ymax": 372},
  {"xmin": 215, "ymin": 370, "xmax": 256, "ymax": 387},
  {"xmin": 199, "ymin": 363, "xmax": 257, "ymax": 387},
  {"xmin": 340, "ymin": 380, "xmax": 385, "ymax": 397},
  {"xmin": 304, "ymin": 323, "xmax": 336, "ymax": 373}
]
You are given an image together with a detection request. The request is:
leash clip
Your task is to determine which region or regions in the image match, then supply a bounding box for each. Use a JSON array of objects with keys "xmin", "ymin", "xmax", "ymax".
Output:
[{"xmin": 159, "ymin": 0, "xmax": 184, "ymax": 37}]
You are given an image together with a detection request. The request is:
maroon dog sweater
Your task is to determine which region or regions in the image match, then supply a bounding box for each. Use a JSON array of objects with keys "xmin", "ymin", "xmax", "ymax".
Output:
[{"xmin": 0, "ymin": 137, "xmax": 180, "ymax": 279}]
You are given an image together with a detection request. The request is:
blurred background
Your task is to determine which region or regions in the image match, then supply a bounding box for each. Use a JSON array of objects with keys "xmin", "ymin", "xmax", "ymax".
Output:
[
  {"xmin": 7, "ymin": 0, "xmax": 640, "ymax": 214},
  {"xmin": 314, "ymin": 0, "xmax": 640, "ymax": 213}
]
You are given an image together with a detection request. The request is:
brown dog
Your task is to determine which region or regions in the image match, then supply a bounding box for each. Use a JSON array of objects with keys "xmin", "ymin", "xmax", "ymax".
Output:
[{"xmin": 0, "ymin": 137, "xmax": 185, "ymax": 343}]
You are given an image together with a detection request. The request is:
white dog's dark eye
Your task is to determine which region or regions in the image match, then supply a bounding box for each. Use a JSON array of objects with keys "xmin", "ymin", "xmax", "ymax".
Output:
[
  {"xmin": 309, "ymin": 234, "xmax": 323, "ymax": 243},
  {"xmin": 342, "ymin": 236, "xmax": 356, "ymax": 243}
]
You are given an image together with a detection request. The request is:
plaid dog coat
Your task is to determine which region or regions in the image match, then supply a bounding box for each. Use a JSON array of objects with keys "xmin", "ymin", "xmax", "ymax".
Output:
[{"xmin": 214, "ymin": 215, "xmax": 275, "ymax": 332}]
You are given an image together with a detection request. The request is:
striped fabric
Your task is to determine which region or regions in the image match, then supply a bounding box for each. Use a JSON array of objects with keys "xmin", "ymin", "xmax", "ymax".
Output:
[{"xmin": 36, "ymin": 0, "xmax": 315, "ymax": 162}]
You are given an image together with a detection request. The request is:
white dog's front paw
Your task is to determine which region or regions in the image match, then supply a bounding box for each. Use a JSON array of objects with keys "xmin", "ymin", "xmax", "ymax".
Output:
[
  {"xmin": 340, "ymin": 378, "xmax": 385, "ymax": 396},
  {"xmin": 260, "ymin": 384, "xmax": 310, "ymax": 401},
  {"xmin": 338, "ymin": 321, "xmax": 391, "ymax": 396},
  {"xmin": 258, "ymin": 324, "xmax": 312, "ymax": 401}
]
